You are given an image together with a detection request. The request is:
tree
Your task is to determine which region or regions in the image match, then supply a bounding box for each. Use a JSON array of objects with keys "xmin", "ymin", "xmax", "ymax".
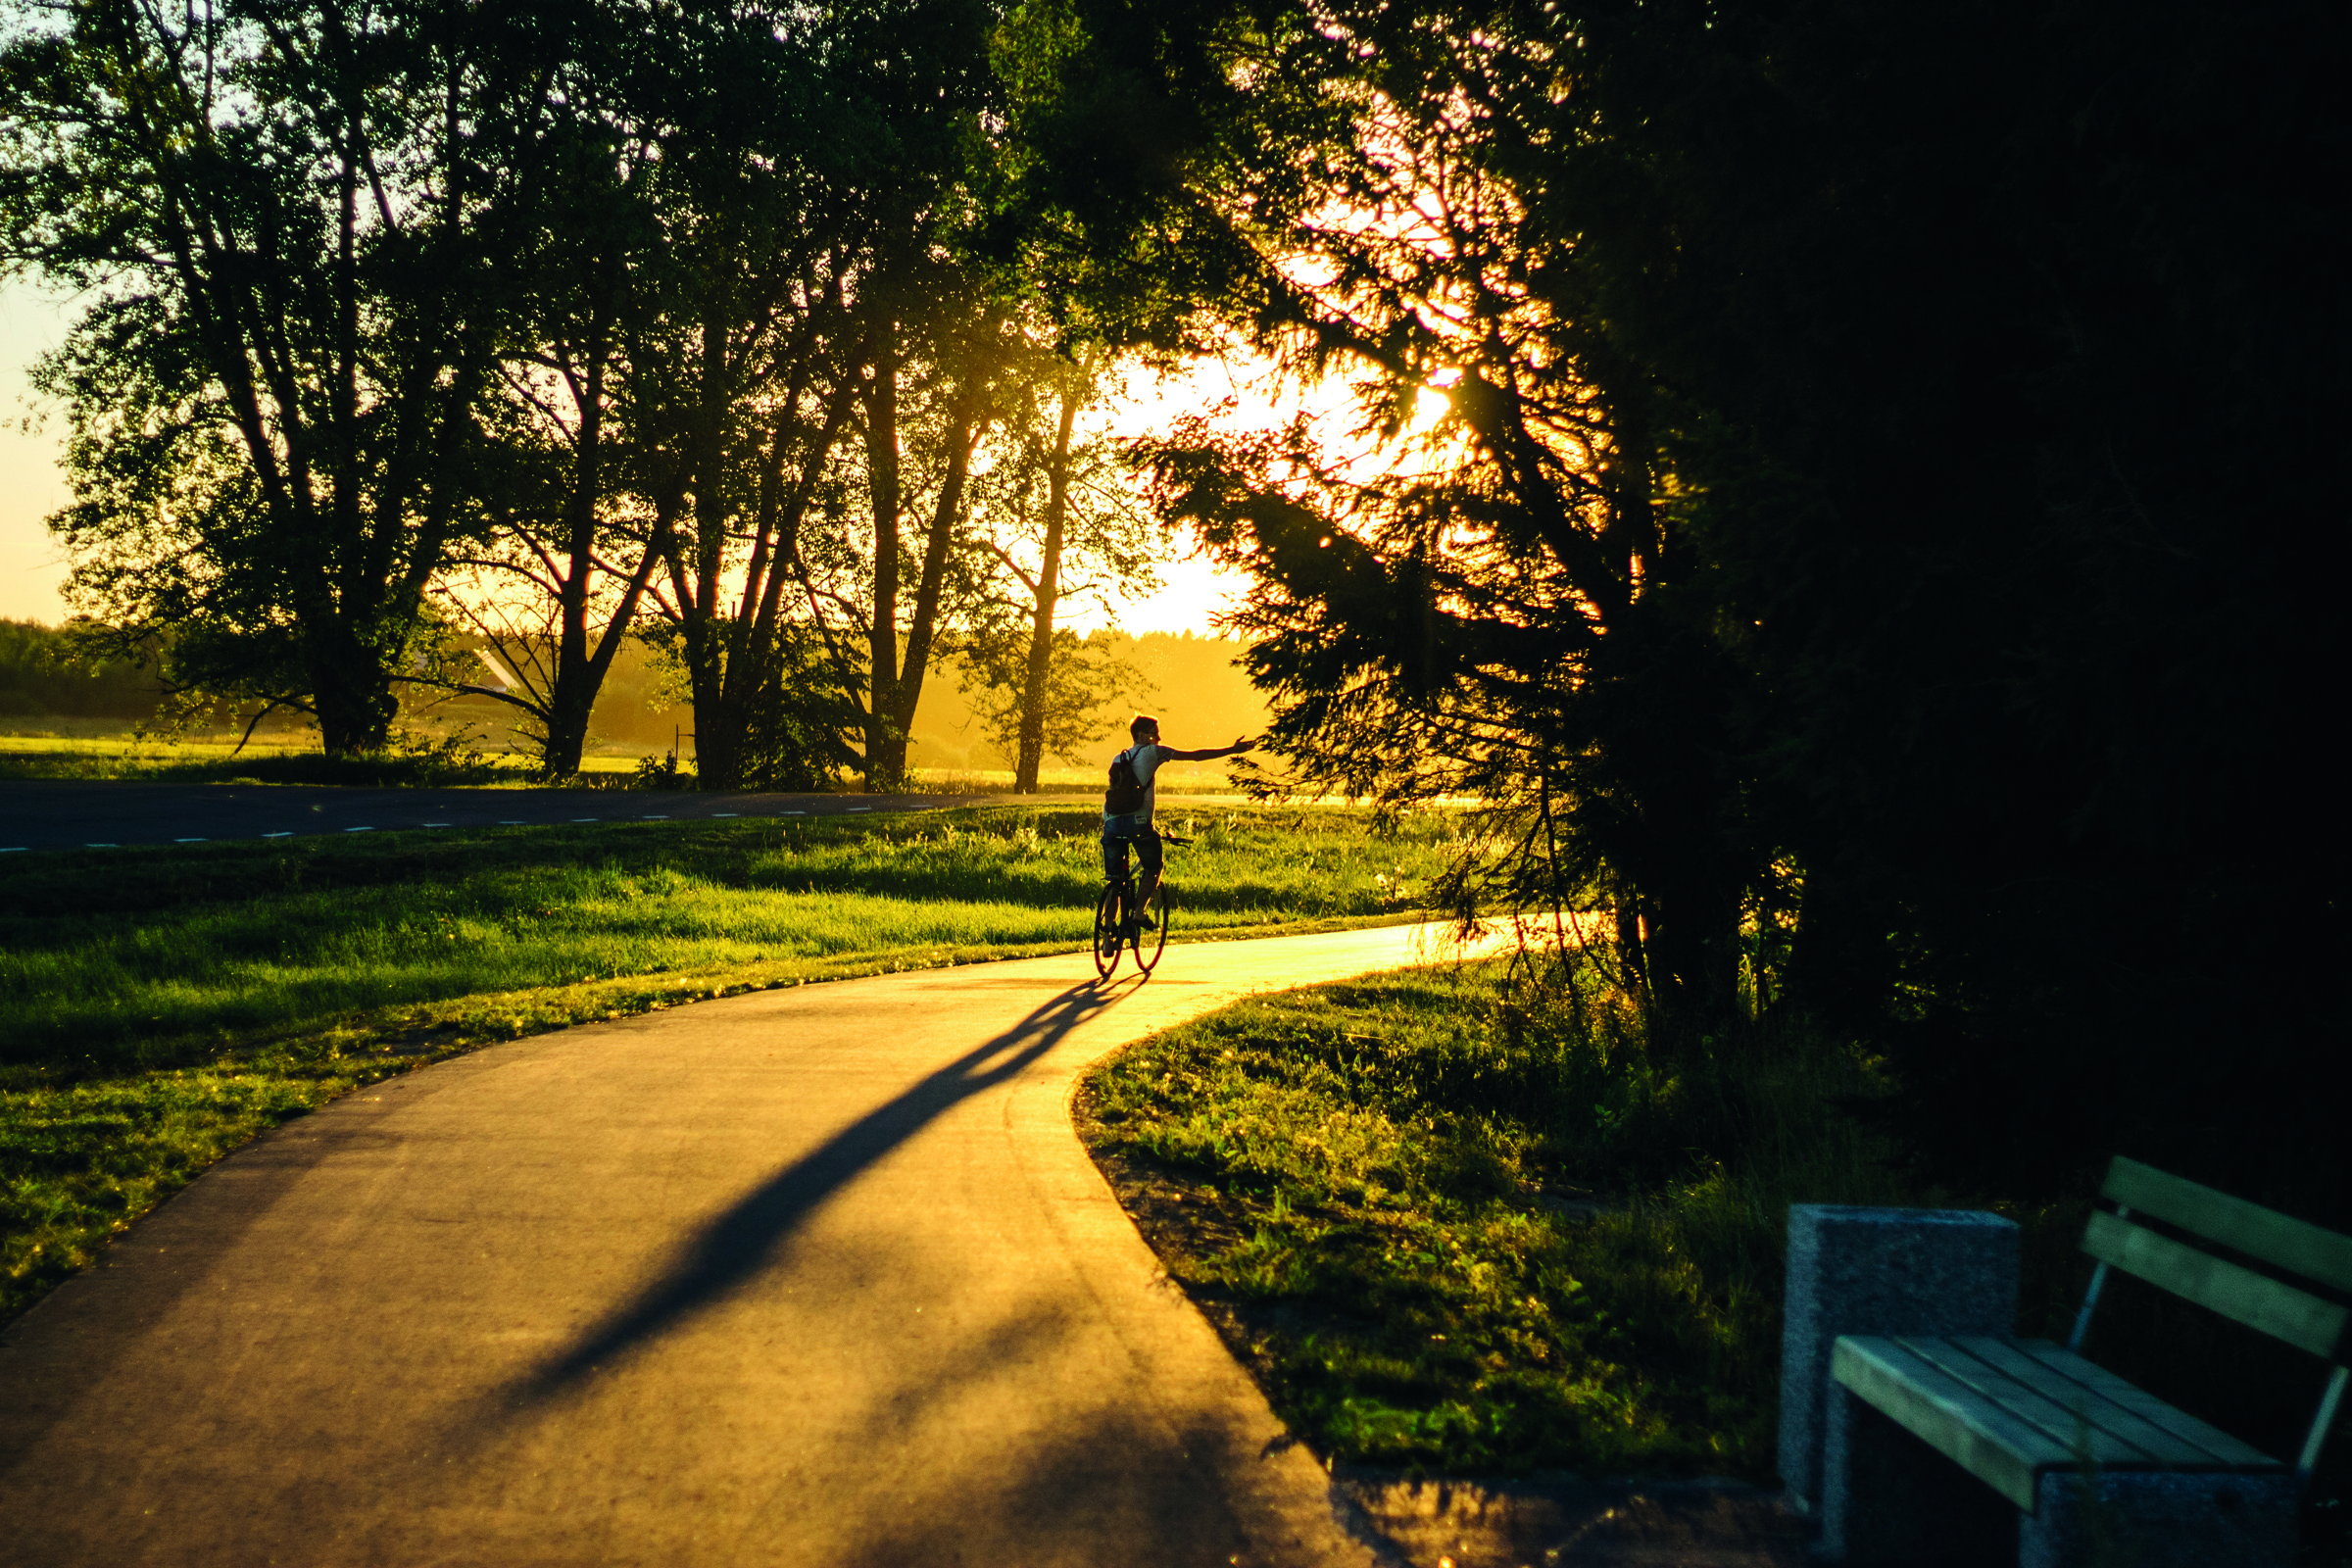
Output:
[
  {"xmin": 1039, "ymin": 1, "xmax": 1763, "ymax": 1031},
  {"xmin": 1529, "ymin": 0, "xmax": 2352, "ymax": 1191},
  {"xmin": 1042, "ymin": 0, "xmax": 2352, "ymax": 1200},
  {"xmin": 0, "ymin": 0, "xmax": 562, "ymax": 754},
  {"xmin": 851, "ymin": 283, "xmax": 1026, "ymax": 788},
  {"xmin": 427, "ymin": 9, "xmax": 670, "ymax": 774},
  {"xmin": 958, "ymin": 346, "xmax": 1157, "ymax": 790},
  {"xmin": 596, "ymin": 0, "xmax": 1009, "ymax": 795}
]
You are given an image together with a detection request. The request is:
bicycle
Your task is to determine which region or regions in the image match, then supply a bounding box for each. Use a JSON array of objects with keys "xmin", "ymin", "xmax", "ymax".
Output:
[{"xmin": 1093, "ymin": 833, "xmax": 1186, "ymax": 980}]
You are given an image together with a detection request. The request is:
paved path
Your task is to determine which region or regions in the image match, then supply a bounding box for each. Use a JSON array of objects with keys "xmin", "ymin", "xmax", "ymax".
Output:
[
  {"xmin": 0, "ymin": 779, "xmax": 1092, "ymax": 855},
  {"xmin": 0, "ymin": 924, "xmax": 1478, "ymax": 1567}
]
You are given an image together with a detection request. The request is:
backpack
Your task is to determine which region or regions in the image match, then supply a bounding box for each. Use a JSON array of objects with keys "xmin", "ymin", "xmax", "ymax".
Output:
[{"xmin": 1104, "ymin": 747, "xmax": 1147, "ymax": 815}]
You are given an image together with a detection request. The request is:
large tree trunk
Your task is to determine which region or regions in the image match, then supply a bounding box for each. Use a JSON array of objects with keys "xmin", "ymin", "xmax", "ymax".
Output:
[
  {"xmin": 884, "ymin": 395, "xmax": 982, "ymax": 774},
  {"xmin": 1013, "ymin": 384, "xmax": 1078, "ymax": 793},
  {"xmin": 310, "ymin": 630, "xmax": 398, "ymax": 757},
  {"xmin": 540, "ymin": 344, "xmax": 608, "ymax": 777},
  {"xmin": 677, "ymin": 313, "xmax": 744, "ymax": 789},
  {"xmin": 863, "ymin": 324, "xmax": 904, "ymax": 790}
]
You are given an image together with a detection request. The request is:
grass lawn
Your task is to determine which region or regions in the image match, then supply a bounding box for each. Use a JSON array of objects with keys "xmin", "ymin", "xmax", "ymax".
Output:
[
  {"xmin": 1078, "ymin": 963, "xmax": 1931, "ymax": 1479},
  {"xmin": 0, "ymin": 804, "xmax": 1456, "ymax": 1327},
  {"xmin": 0, "ymin": 731, "xmax": 589, "ymax": 785}
]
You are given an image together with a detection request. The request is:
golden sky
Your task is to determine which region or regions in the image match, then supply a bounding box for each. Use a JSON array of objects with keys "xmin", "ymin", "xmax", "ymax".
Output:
[{"xmin": 0, "ymin": 278, "xmax": 72, "ymax": 623}]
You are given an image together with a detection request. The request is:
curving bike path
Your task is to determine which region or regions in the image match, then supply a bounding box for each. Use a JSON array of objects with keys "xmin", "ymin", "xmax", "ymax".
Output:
[{"xmin": 0, "ymin": 923, "xmax": 1479, "ymax": 1567}]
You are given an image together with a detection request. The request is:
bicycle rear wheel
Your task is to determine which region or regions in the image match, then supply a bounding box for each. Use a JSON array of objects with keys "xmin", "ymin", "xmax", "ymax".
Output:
[
  {"xmin": 1132, "ymin": 879, "xmax": 1170, "ymax": 975},
  {"xmin": 1092, "ymin": 883, "xmax": 1124, "ymax": 980}
]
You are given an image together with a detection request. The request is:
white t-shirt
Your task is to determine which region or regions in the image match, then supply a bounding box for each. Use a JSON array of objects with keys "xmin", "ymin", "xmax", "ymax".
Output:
[{"xmin": 1103, "ymin": 742, "xmax": 1172, "ymax": 831}]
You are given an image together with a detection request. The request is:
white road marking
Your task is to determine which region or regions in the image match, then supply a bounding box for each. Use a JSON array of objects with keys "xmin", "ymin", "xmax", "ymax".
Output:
[
  {"xmin": 344, "ymin": 826, "xmax": 373, "ymax": 833},
  {"xmin": 711, "ymin": 812, "xmax": 739, "ymax": 818},
  {"xmin": 781, "ymin": 810, "xmax": 807, "ymax": 815},
  {"xmin": 498, "ymin": 819, "xmax": 526, "ymax": 825},
  {"xmin": 572, "ymin": 817, "xmax": 599, "ymax": 822},
  {"xmin": 421, "ymin": 822, "xmax": 450, "ymax": 828},
  {"xmin": 85, "ymin": 843, "xmax": 117, "ymax": 849},
  {"xmin": 847, "ymin": 807, "xmax": 872, "ymax": 813},
  {"xmin": 262, "ymin": 832, "xmax": 292, "ymax": 839},
  {"xmin": 640, "ymin": 814, "xmax": 668, "ymax": 820},
  {"xmin": 174, "ymin": 837, "xmax": 207, "ymax": 844},
  {"xmin": 1, "ymin": 847, "xmax": 25, "ymax": 854}
]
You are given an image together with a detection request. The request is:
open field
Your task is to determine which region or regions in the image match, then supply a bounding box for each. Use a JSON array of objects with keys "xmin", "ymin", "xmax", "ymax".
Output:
[
  {"xmin": 0, "ymin": 731, "xmax": 630, "ymax": 784},
  {"xmin": 0, "ymin": 804, "xmax": 1457, "ymax": 1327}
]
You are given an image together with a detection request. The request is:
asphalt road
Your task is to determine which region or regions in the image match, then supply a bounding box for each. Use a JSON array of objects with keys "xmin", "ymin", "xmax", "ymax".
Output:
[
  {"xmin": 0, "ymin": 779, "xmax": 1092, "ymax": 854},
  {"xmin": 0, "ymin": 924, "xmax": 1480, "ymax": 1568}
]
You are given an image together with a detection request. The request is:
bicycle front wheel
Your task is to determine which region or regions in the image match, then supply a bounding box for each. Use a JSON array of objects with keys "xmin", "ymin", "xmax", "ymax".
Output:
[
  {"xmin": 1092, "ymin": 883, "xmax": 1124, "ymax": 980},
  {"xmin": 1133, "ymin": 879, "xmax": 1170, "ymax": 975}
]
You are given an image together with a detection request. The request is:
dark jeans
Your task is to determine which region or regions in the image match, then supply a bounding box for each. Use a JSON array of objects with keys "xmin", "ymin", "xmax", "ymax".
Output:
[{"xmin": 1101, "ymin": 824, "xmax": 1163, "ymax": 888}]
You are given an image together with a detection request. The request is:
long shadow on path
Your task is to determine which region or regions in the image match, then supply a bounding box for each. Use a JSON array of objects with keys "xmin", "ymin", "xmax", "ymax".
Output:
[{"xmin": 506, "ymin": 978, "xmax": 1126, "ymax": 1409}]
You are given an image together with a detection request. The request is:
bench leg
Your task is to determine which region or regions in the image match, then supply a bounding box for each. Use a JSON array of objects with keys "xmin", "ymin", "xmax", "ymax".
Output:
[
  {"xmin": 2022, "ymin": 1470, "xmax": 2295, "ymax": 1568},
  {"xmin": 1820, "ymin": 1381, "xmax": 2017, "ymax": 1566}
]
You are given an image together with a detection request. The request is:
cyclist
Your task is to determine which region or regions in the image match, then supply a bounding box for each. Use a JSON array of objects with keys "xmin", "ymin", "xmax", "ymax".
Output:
[{"xmin": 1102, "ymin": 713, "xmax": 1254, "ymax": 929}]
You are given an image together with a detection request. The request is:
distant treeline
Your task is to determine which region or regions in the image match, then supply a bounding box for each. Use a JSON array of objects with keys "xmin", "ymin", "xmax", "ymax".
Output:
[
  {"xmin": 908, "ymin": 631, "xmax": 1267, "ymax": 775},
  {"xmin": 566, "ymin": 627, "xmax": 1267, "ymax": 770},
  {"xmin": 0, "ymin": 620, "xmax": 162, "ymax": 721}
]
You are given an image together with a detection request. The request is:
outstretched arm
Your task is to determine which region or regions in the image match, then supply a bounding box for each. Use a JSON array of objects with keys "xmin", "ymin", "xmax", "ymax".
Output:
[{"xmin": 1158, "ymin": 736, "xmax": 1258, "ymax": 762}]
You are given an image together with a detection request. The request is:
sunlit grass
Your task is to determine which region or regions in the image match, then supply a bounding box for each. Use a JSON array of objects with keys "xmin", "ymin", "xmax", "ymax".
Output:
[
  {"xmin": 1078, "ymin": 963, "xmax": 1909, "ymax": 1478},
  {"xmin": 0, "ymin": 730, "xmax": 655, "ymax": 781},
  {"xmin": 0, "ymin": 805, "xmax": 1457, "ymax": 1328},
  {"xmin": 0, "ymin": 731, "xmax": 549, "ymax": 784}
]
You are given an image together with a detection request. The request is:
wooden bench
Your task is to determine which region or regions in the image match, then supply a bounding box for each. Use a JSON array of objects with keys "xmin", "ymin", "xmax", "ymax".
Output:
[{"xmin": 1820, "ymin": 1157, "xmax": 2352, "ymax": 1566}]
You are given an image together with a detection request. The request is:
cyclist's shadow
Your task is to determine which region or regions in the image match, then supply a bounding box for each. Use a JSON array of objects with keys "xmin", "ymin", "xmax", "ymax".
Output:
[{"xmin": 506, "ymin": 979, "xmax": 1134, "ymax": 1409}]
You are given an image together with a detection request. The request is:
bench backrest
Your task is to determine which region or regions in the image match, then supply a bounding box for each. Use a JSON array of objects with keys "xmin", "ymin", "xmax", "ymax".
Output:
[
  {"xmin": 2082, "ymin": 1156, "xmax": 2352, "ymax": 1359},
  {"xmin": 2076, "ymin": 1155, "xmax": 2352, "ymax": 1481}
]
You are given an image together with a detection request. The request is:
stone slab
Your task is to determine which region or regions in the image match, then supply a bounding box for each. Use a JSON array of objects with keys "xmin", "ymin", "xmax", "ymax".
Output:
[{"xmin": 1779, "ymin": 1203, "xmax": 2019, "ymax": 1511}]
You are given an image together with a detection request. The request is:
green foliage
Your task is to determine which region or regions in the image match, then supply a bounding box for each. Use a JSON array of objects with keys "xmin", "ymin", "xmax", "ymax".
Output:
[
  {"xmin": 631, "ymin": 750, "xmax": 696, "ymax": 790},
  {"xmin": 0, "ymin": 620, "xmax": 165, "ymax": 719},
  {"xmin": 959, "ymin": 625, "xmax": 1152, "ymax": 767},
  {"xmin": 731, "ymin": 623, "xmax": 867, "ymax": 791},
  {"xmin": 1081, "ymin": 964, "xmax": 1906, "ymax": 1475}
]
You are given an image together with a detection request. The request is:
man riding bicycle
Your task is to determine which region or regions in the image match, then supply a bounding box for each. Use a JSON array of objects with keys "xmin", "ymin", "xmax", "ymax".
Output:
[{"xmin": 1102, "ymin": 714, "xmax": 1255, "ymax": 928}]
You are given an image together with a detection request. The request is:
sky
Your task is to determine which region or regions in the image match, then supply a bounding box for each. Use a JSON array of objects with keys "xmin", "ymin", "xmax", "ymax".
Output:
[
  {"xmin": 0, "ymin": 278, "xmax": 73, "ymax": 625},
  {"xmin": 0, "ymin": 276, "xmax": 1255, "ymax": 634}
]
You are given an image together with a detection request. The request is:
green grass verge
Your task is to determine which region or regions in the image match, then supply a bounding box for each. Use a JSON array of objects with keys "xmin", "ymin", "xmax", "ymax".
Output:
[
  {"xmin": 1, "ymin": 804, "xmax": 1456, "ymax": 1327},
  {"xmin": 1076, "ymin": 962, "xmax": 1920, "ymax": 1479},
  {"xmin": 0, "ymin": 732, "xmax": 541, "ymax": 786}
]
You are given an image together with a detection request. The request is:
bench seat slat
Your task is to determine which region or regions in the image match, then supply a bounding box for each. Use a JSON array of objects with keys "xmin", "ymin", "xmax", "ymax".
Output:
[
  {"xmin": 1893, "ymin": 1337, "xmax": 2209, "ymax": 1467},
  {"xmin": 1922, "ymin": 1337, "xmax": 2262, "ymax": 1468},
  {"xmin": 2083, "ymin": 1209, "xmax": 2348, "ymax": 1359},
  {"xmin": 1833, "ymin": 1336, "xmax": 2072, "ymax": 1509},
  {"xmin": 2106, "ymin": 1156, "xmax": 2352, "ymax": 1296},
  {"xmin": 2006, "ymin": 1339, "xmax": 2283, "ymax": 1470}
]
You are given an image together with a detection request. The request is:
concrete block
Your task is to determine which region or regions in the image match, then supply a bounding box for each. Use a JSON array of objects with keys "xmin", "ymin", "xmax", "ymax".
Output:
[
  {"xmin": 1822, "ymin": 1384, "xmax": 2017, "ymax": 1565},
  {"xmin": 2022, "ymin": 1468, "xmax": 2296, "ymax": 1568},
  {"xmin": 1778, "ymin": 1204, "xmax": 2019, "ymax": 1512}
]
